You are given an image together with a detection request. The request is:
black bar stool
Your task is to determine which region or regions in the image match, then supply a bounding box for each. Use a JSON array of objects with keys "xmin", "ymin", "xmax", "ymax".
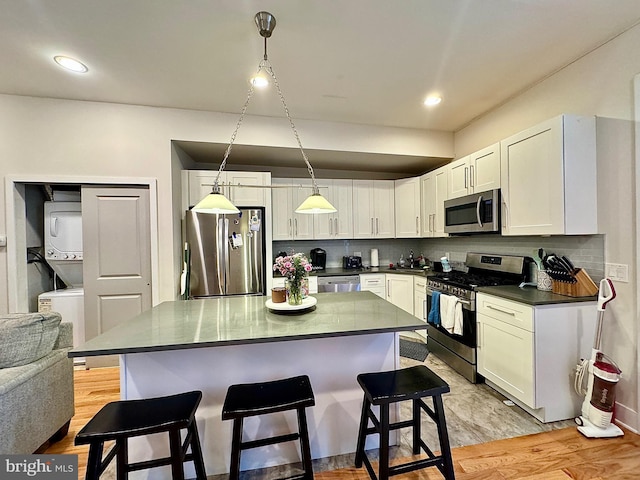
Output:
[
  {"xmin": 75, "ymin": 390, "xmax": 207, "ymax": 480},
  {"xmin": 355, "ymin": 365, "xmax": 455, "ymax": 480},
  {"xmin": 222, "ymin": 375, "xmax": 315, "ymax": 480}
]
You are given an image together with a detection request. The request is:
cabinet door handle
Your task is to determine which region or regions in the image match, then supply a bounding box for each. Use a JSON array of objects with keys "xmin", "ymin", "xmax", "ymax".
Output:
[
  {"xmin": 423, "ymin": 299, "xmax": 427, "ymax": 320},
  {"xmin": 334, "ymin": 218, "xmax": 338, "ymax": 236},
  {"xmin": 294, "ymin": 218, "xmax": 298, "ymax": 236},
  {"xmin": 376, "ymin": 217, "xmax": 379, "ymax": 235},
  {"xmin": 477, "ymin": 322, "xmax": 482, "ymax": 348},
  {"xmin": 329, "ymin": 217, "xmax": 333, "ymax": 235},
  {"xmin": 416, "ymin": 216, "xmax": 419, "ymax": 234},
  {"xmin": 387, "ymin": 279, "xmax": 391, "ymax": 297},
  {"xmin": 486, "ymin": 304, "xmax": 516, "ymax": 316},
  {"xmin": 288, "ymin": 218, "xmax": 292, "ymax": 236},
  {"xmin": 464, "ymin": 167, "xmax": 468, "ymax": 188},
  {"xmin": 371, "ymin": 217, "xmax": 374, "ymax": 235},
  {"xmin": 470, "ymin": 165, "xmax": 475, "ymax": 188},
  {"xmin": 430, "ymin": 214, "xmax": 434, "ymax": 232}
]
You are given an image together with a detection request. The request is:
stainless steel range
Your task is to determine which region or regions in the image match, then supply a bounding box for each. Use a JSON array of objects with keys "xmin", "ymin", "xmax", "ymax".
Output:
[{"xmin": 426, "ymin": 253, "xmax": 528, "ymax": 383}]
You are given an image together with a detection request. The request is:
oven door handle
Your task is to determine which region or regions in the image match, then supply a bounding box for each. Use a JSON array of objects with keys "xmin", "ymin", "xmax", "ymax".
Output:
[{"xmin": 425, "ymin": 287, "xmax": 472, "ymax": 307}]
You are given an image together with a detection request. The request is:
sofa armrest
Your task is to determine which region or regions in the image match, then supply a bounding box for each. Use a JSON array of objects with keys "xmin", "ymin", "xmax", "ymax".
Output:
[{"xmin": 54, "ymin": 323, "xmax": 73, "ymax": 350}]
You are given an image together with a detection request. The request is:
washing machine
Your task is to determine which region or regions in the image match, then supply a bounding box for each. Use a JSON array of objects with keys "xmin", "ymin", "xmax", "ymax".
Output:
[{"xmin": 38, "ymin": 287, "xmax": 85, "ymax": 365}]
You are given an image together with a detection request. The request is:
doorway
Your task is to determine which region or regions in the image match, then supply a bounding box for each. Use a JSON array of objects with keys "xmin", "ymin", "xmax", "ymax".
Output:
[{"xmin": 5, "ymin": 176, "xmax": 159, "ymax": 359}]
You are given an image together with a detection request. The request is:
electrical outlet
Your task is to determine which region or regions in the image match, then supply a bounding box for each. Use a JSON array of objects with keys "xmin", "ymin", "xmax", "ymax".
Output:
[
  {"xmin": 354, "ymin": 251, "xmax": 361, "ymax": 257},
  {"xmin": 605, "ymin": 263, "xmax": 629, "ymax": 283}
]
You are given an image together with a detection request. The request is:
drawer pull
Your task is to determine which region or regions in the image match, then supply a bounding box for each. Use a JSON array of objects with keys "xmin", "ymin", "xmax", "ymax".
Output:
[{"xmin": 486, "ymin": 305, "xmax": 516, "ymax": 316}]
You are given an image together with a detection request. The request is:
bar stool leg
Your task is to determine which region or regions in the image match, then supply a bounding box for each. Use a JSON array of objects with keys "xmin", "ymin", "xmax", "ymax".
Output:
[
  {"xmin": 378, "ymin": 404, "xmax": 390, "ymax": 480},
  {"xmin": 433, "ymin": 395, "xmax": 455, "ymax": 480},
  {"xmin": 169, "ymin": 428, "xmax": 186, "ymax": 480},
  {"xmin": 116, "ymin": 438, "xmax": 128, "ymax": 480},
  {"xmin": 229, "ymin": 417, "xmax": 244, "ymax": 480},
  {"xmin": 354, "ymin": 397, "xmax": 370, "ymax": 467},
  {"xmin": 412, "ymin": 398, "xmax": 421, "ymax": 455},
  {"xmin": 85, "ymin": 442, "xmax": 103, "ymax": 480},
  {"xmin": 188, "ymin": 422, "xmax": 208, "ymax": 480},
  {"xmin": 296, "ymin": 407, "xmax": 314, "ymax": 479}
]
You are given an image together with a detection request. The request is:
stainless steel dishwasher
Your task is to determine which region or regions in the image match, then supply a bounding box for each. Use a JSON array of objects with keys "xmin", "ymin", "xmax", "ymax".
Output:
[{"xmin": 317, "ymin": 275, "xmax": 361, "ymax": 292}]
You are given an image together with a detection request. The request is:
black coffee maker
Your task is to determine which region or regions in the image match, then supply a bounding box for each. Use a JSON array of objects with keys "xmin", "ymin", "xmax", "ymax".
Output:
[{"xmin": 310, "ymin": 248, "xmax": 327, "ymax": 270}]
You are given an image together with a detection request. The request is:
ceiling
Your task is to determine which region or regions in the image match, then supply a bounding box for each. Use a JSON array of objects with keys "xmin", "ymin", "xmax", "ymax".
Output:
[{"xmin": 3, "ymin": 1, "xmax": 640, "ymax": 174}]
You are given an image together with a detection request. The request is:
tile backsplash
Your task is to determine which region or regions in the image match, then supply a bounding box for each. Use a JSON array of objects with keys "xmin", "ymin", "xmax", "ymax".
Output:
[{"xmin": 273, "ymin": 234, "xmax": 605, "ymax": 280}]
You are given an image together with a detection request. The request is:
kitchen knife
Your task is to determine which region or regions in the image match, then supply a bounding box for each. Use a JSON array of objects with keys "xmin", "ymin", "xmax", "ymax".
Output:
[{"xmin": 561, "ymin": 255, "xmax": 576, "ymax": 273}]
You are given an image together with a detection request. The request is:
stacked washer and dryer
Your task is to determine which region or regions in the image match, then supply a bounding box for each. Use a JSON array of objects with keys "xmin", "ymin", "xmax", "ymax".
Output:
[{"xmin": 37, "ymin": 200, "xmax": 85, "ymax": 364}]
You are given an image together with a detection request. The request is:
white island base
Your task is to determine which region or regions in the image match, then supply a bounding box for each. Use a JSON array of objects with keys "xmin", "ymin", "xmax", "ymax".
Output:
[{"xmin": 120, "ymin": 332, "xmax": 401, "ymax": 478}]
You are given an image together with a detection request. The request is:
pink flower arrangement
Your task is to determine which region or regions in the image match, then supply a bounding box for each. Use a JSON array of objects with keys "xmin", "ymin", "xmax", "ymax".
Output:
[{"xmin": 273, "ymin": 253, "xmax": 313, "ymax": 281}]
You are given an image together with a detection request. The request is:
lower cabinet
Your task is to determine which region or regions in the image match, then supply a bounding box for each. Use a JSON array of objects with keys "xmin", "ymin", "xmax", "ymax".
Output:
[
  {"xmin": 385, "ymin": 274, "xmax": 414, "ymax": 314},
  {"xmin": 413, "ymin": 276, "xmax": 427, "ymax": 338},
  {"xmin": 476, "ymin": 293, "xmax": 596, "ymax": 422},
  {"xmin": 360, "ymin": 273, "xmax": 386, "ymax": 298}
]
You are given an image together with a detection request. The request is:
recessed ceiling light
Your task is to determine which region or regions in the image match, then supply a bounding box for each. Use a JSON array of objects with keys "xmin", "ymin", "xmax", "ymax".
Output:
[
  {"xmin": 53, "ymin": 55, "xmax": 88, "ymax": 73},
  {"xmin": 250, "ymin": 73, "xmax": 269, "ymax": 88},
  {"xmin": 424, "ymin": 95, "xmax": 442, "ymax": 106}
]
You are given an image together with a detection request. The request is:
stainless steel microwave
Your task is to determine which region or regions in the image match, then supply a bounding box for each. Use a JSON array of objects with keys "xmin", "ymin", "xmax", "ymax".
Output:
[{"xmin": 444, "ymin": 189, "xmax": 500, "ymax": 234}]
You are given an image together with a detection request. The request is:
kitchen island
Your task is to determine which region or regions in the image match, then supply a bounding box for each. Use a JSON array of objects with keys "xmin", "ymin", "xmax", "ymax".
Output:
[{"xmin": 70, "ymin": 291, "xmax": 424, "ymax": 478}]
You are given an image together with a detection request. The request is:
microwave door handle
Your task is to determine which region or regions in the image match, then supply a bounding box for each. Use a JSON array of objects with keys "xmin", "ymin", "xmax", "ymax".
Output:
[{"xmin": 476, "ymin": 195, "xmax": 483, "ymax": 227}]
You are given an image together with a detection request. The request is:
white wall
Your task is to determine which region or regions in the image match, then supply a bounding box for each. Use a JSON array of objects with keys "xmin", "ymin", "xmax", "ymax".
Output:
[
  {"xmin": 454, "ymin": 24, "xmax": 640, "ymax": 431},
  {"xmin": 0, "ymin": 94, "xmax": 453, "ymax": 313}
]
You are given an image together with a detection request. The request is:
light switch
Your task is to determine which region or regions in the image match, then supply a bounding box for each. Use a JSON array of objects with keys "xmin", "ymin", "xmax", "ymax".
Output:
[
  {"xmin": 605, "ymin": 263, "xmax": 629, "ymax": 283},
  {"xmin": 0, "ymin": 235, "xmax": 6, "ymax": 247}
]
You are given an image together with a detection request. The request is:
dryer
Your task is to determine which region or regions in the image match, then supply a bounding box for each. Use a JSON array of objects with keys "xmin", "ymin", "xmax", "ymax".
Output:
[{"xmin": 44, "ymin": 201, "xmax": 83, "ymax": 287}]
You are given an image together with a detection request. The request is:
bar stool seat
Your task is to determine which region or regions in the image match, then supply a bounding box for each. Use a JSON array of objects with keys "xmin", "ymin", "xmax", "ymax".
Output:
[
  {"xmin": 75, "ymin": 390, "xmax": 207, "ymax": 480},
  {"xmin": 355, "ymin": 365, "xmax": 455, "ymax": 480},
  {"xmin": 222, "ymin": 375, "xmax": 315, "ymax": 480}
]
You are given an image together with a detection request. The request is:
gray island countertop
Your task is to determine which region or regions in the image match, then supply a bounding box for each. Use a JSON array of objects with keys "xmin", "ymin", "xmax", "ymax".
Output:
[{"xmin": 69, "ymin": 291, "xmax": 424, "ymax": 358}]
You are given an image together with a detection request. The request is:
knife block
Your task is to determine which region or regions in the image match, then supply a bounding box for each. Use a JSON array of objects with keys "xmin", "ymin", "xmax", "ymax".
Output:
[{"xmin": 551, "ymin": 268, "xmax": 598, "ymax": 297}]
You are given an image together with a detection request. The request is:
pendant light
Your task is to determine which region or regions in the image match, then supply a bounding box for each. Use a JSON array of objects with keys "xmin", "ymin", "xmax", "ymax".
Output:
[{"xmin": 193, "ymin": 11, "xmax": 336, "ymax": 215}]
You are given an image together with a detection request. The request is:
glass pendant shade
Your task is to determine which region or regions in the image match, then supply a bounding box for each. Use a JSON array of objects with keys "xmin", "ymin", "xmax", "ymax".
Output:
[
  {"xmin": 295, "ymin": 193, "xmax": 337, "ymax": 214},
  {"xmin": 192, "ymin": 191, "xmax": 240, "ymax": 214}
]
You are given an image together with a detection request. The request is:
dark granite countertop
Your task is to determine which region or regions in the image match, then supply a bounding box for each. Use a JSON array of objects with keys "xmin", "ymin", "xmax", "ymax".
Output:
[
  {"xmin": 69, "ymin": 291, "xmax": 425, "ymax": 358},
  {"xmin": 476, "ymin": 285, "xmax": 597, "ymax": 305}
]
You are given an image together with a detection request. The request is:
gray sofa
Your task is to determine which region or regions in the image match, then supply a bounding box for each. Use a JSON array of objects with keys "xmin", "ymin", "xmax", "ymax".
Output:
[{"xmin": 0, "ymin": 313, "xmax": 75, "ymax": 454}]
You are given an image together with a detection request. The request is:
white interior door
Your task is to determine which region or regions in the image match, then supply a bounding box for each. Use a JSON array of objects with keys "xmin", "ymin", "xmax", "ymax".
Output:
[{"xmin": 82, "ymin": 186, "xmax": 152, "ymax": 368}]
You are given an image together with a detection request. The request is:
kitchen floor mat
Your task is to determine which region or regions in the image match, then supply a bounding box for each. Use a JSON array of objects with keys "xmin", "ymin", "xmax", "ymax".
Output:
[{"xmin": 399, "ymin": 339, "xmax": 429, "ymax": 362}]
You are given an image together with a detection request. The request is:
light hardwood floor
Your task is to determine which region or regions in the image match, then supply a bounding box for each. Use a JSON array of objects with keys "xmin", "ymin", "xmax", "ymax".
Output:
[{"xmin": 43, "ymin": 367, "xmax": 640, "ymax": 479}]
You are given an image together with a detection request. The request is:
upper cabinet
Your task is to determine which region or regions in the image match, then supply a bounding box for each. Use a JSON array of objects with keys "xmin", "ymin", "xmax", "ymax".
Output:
[
  {"xmin": 420, "ymin": 166, "xmax": 448, "ymax": 238},
  {"xmin": 186, "ymin": 170, "xmax": 271, "ymax": 208},
  {"xmin": 500, "ymin": 115, "xmax": 597, "ymax": 236},
  {"xmin": 448, "ymin": 143, "xmax": 500, "ymax": 199},
  {"xmin": 271, "ymin": 178, "xmax": 314, "ymax": 241},
  {"xmin": 313, "ymin": 179, "xmax": 354, "ymax": 240},
  {"xmin": 353, "ymin": 180, "xmax": 395, "ymax": 238},
  {"xmin": 394, "ymin": 177, "xmax": 421, "ymax": 238}
]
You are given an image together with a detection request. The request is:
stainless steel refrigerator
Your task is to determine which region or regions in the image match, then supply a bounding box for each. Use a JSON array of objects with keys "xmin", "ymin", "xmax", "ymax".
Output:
[{"xmin": 185, "ymin": 208, "xmax": 265, "ymax": 297}]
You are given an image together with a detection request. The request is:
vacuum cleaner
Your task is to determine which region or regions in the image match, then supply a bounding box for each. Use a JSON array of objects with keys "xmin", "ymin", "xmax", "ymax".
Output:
[{"xmin": 574, "ymin": 278, "xmax": 624, "ymax": 438}]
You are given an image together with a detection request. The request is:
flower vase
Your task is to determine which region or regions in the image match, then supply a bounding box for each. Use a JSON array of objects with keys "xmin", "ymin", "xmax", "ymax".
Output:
[{"xmin": 286, "ymin": 277, "xmax": 304, "ymax": 305}]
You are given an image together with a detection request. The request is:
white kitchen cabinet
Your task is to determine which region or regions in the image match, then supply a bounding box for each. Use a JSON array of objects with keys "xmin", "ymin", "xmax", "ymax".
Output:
[
  {"xmin": 360, "ymin": 273, "xmax": 386, "ymax": 298},
  {"xmin": 313, "ymin": 179, "xmax": 353, "ymax": 239},
  {"xmin": 500, "ymin": 115, "xmax": 597, "ymax": 235},
  {"xmin": 271, "ymin": 178, "xmax": 314, "ymax": 241},
  {"xmin": 394, "ymin": 177, "xmax": 421, "ymax": 238},
  {"xmin": 352, "ymin": 180, "xmax": 395, "ymax": 238},
  {"xmin": 385, "ymin": 274, "xmax": 413, "ymax": 314},
  {"xmin": 476, "ymin": 292, "xmax": 596, "ymax": 422},
  {"xmin": 420, "ymin": 166, "xmax": 448, "ymax": 238},
  {"xmin": 413, "ymin": 275, "xmax": 427, "ymax": 338},
  {"xmin": 448, "ymin": 143, "xmax": 500, "ymax": 199},
  {"xmin": 272, "ymin": 275, "xmax": 318, "ymax": 294},
  {"xmin": 186, "ymin": 170, "xmax": 270, "ymax": 208}
]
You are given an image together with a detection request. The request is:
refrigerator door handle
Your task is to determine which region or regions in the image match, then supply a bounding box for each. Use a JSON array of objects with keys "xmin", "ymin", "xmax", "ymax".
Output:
[{"xmin": 223, "ymin": 218, "xmax": 230, "ymax": 294}]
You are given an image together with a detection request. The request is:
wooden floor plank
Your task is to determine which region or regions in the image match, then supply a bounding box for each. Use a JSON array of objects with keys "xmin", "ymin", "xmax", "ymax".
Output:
[{"xmin": 41, "ymin": 366, "xmax": 640, "ymax": 480}]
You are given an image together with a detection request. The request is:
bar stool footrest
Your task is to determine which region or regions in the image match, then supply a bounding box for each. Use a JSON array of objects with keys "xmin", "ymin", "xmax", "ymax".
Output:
[{"xmin": 241, "ymin": 432, "xmax": 300, "ymax": 451}]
